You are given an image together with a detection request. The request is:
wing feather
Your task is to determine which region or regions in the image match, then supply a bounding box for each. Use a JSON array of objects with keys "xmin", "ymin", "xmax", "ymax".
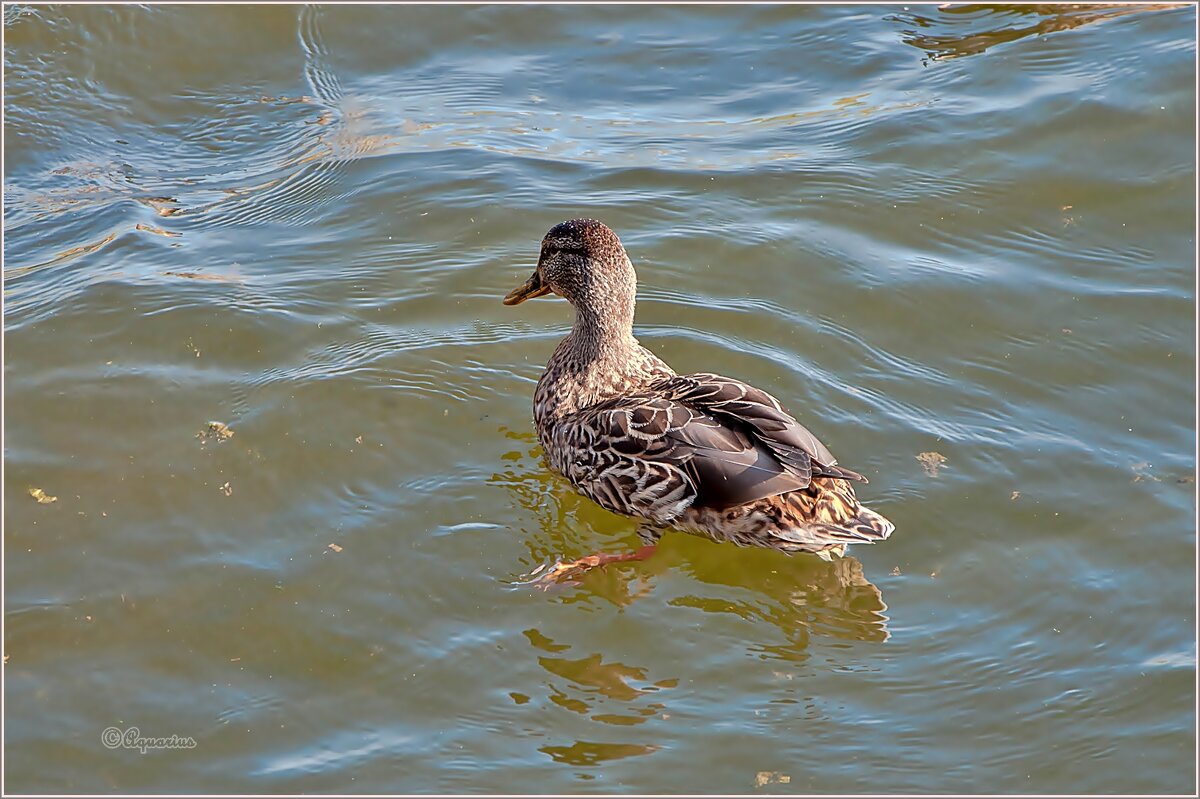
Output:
[
  {"xmin": 651, "ymin": 373, "xmax": 867, "ymax": 484},
  {"xmin": 547, "ymin": 374, "xmax": 865, "ymax": 522}
]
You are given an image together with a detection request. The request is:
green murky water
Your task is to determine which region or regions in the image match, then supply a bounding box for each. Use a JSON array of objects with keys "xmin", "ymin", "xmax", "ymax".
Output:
[{"xmin": 4, "ymin": 4, "xmax": 1195, "ymax": 793}]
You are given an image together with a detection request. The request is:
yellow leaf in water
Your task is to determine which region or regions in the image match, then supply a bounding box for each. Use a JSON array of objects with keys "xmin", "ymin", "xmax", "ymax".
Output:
[
  {"xmin": 197, "ymin": 421, "xmax": 235, "ymax": 443},
  {"xmin": 754, "ymin": 771, "xmax": 790, "ymax": 787},
  {"xmin": 916, "ymin": 451, "xmax": 947, "ymax": 476},
  {"xmin": 327, "ymin": 543, "xmax": 343, "ymax": 553},
  {"xmin": 28, "ymin": 487, "xmax": 57, "ymax": 504}
]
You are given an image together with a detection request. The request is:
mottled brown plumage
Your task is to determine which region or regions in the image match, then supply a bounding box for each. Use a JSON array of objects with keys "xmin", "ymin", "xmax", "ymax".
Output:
[{"xmin": 504, "ymin": 218, "xmax": 894, "ymax": 561}]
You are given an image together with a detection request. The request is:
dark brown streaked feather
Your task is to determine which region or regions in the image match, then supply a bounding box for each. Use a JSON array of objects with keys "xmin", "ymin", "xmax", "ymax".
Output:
[
  {"xmin": 651, "ymin": 373, "xmax": 867, "ymax": 483},
  {"xmin": 573, "ymin": 395, "xmax": 812, "ymax": 512}
]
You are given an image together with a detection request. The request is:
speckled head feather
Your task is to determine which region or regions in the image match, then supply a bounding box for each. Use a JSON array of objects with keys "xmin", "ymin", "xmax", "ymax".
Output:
[{"xmin": 534, "ymin": 218, "xmax": 636, "ymax": 316}]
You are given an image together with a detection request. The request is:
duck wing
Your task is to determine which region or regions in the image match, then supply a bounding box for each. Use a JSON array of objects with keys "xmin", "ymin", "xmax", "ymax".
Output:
[
  {"xmin": 559, "ymin": 382, "xmax": 851, "ymax": 521},
  {"xmin": 563, "ymin": 396, "xmax": 803, "ymax": 520},
  {"xmin": 648, "ymin": 373, "xmax": 867, "ymax": 485}
]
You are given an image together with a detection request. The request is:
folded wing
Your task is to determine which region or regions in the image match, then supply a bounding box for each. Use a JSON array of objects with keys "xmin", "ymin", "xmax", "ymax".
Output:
[
  {"xmin": 651, "ymin": 373, "xmax": 866, "ymax": 484},
  {"xmin": 558, "ymin": 374, "xmax": 863, "ymax": 522}
]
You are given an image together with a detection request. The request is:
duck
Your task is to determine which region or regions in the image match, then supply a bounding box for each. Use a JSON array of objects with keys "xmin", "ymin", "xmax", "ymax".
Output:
[{"xmin": 504, "ymin": 218, "xmax": 894, "ymax": 584}]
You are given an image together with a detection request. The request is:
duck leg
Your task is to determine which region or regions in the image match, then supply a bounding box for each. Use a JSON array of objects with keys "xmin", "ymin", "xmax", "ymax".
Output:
[{"xmin": 528, "ymin": 543, "xmax": 657, "ymax": 589}]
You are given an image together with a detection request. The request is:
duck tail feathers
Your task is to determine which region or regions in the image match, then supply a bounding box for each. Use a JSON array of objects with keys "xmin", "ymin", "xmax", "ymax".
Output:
[
  {"xmin": 814, "ymin": 462, "xmax": 868, "ymax": 483},
  {"xmin": 773, "ymin": 503, "xmax": 895, "ymax": 554}
]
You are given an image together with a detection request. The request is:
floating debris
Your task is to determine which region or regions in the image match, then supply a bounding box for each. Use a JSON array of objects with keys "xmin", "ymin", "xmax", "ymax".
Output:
[
  {"xmin": 197, "ymin": 421, "xmax": 235, "ymax": 444},
  {"xmin": 163, "ymin": 271, "xmax": 237, "ymax": 282},
  {"xmin": 890, "ymin": 566, "xmax": 902, "ymax": 576},
  {"xmin": 28, "ymin": 487, "xmax": 57, "ymax": 504},
  {"xmin": 755, "ymin": 771, "xmax": 791, "ymax": 787},
  {"xmin": 259, "ymin": 94, "xmax": 314, "ymax": 105},
  {"xmin": 1011, "ymin": 490, "xmax": 1021, "ymax": 501},
  {"xmin": 219, "ymin": 482, "xmax": 232, "ymax": 497},
  {"xmin": 1131, "ymin": 461, "xmax": 1161, "ymax": 483},
  {"xmin": 916, "ymin": 451, "xmax": 947, "ymax": 476},
  {"xmin": 327, "ymin": 543, "xmax": 343, "ymax": 553},
  {"xmin": 144, "ymin": 196, "xmax": 182, "ymax": 217},
  {"xmin": 135, "ymin": 223, "xmax": 180, "ymax": 238}
]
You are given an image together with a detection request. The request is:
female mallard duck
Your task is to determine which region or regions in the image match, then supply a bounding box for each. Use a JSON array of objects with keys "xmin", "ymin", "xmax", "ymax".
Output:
[{"xmin": 505, "ymin": 218, "xmax": 894, "ymax": 583}]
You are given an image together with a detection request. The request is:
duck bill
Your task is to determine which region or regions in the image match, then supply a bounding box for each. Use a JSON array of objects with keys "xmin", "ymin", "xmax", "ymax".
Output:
[{"xmin": 503, "ymin": 272, "xmax": 552, "ymax": 305}]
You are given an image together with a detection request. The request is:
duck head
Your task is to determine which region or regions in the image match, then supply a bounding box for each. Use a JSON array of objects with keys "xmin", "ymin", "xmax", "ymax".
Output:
[{"xmin": 503, "ymin": 219, "xmax": 637, "ymax": 321}]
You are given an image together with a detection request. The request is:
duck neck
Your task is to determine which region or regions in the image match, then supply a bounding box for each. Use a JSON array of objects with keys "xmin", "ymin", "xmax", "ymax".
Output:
[
  {"xmin": 568, "ymin": 300, "xmax": 637, "ymax": 365},
  {"xmin": 536, "ymin": 298, "xmax": 641, "ymax": 425}
]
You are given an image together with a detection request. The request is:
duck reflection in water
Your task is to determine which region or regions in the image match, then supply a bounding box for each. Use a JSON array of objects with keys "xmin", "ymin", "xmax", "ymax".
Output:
[
  {"xmin": 493, "ymin": 433, "xmax": 890, "ymax": 770},
  {"xmin": 490, "ymin": 430, "xmax": 890, "ymax": 651},
  {"xmin": 522, "ymin": 626, "xmax": 670, "ymax": 766}
]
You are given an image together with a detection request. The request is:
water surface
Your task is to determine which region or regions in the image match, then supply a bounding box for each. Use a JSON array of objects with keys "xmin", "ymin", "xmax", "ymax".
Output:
[{"xmin": 4, "ymin": 3, "xmax": 1196, "ymax": 793}]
